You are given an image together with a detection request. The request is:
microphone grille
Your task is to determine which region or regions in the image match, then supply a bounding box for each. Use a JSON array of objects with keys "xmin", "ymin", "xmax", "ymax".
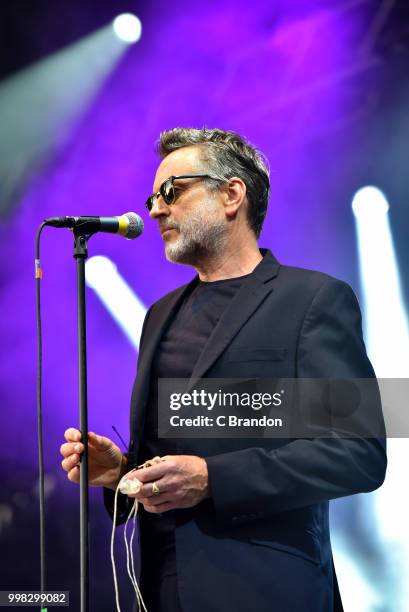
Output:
[{"xmin": 124, "ymin": 212, "xmax": 144, "ymax": 239}]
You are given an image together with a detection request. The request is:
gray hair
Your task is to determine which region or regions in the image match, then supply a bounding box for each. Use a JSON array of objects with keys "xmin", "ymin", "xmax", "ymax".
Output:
[{"xmin": 157, "ymin": 127, "xmax": 270, "ymax": 238}]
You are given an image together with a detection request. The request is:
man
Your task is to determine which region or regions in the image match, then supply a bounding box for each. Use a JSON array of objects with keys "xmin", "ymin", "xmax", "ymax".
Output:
[{"xmin": 61, "ymin": 128, "xmax": 386, "ymax": 612}]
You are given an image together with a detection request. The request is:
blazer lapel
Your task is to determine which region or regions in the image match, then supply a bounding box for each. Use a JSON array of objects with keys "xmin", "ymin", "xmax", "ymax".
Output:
[
  {"xmin": 129, "ymin": 278, "xmax": 198, "ymax": 453},
  {"xmin": 188, "ymin": 250, "xmax": 280, "ymax": 386}
]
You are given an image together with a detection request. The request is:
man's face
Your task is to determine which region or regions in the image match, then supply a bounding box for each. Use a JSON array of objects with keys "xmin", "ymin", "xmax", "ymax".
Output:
[{"xmin": 150, "ymin": 146, "xmax": 228, "ymax": 265}]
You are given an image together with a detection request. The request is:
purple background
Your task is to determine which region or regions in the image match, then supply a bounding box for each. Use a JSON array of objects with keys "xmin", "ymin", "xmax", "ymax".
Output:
[{"xmin": 1, "ymin": 1, "xmax": 408, "ymax": 609}]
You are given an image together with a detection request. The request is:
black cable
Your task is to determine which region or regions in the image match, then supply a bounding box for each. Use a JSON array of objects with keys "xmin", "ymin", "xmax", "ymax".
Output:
[
  {"xmin": 35, "ymin": 222, "xmax": 48, "ymax": 612},
  {"xmin": 111, "ymin": 425, "xmax": 127, "ymax": 451}
]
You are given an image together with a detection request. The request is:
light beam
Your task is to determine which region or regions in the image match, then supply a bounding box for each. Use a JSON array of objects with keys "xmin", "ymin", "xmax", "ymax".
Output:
[{"xmin": 85, "ymin": 256, "xmax": 147, "ymax": 350}]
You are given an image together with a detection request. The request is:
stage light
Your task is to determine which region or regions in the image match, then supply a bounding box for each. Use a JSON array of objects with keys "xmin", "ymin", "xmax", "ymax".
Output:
[
  {"xmin": 351, "ymin": 185, "xmax": 409, "ymax": 376},
  {"xmin": 352, "ymin": 185, "xmax": 409, "ymax": 610},
  {"xmin": 113, "ymin": 14, "xmax": 142, "ymax": 44},
  {"xmin": 0, "ymin": 26, "xmax": 129, "ymax": 216},
  {"xmin": 352, "ymin": 186, "xmax": 389, "ymax": 218},
  {"xmin": 85, "ymin": 256, "xmax": 147, "ymax": 350}
]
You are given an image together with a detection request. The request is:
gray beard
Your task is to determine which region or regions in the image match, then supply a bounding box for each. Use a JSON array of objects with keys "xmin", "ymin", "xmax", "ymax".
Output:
[{"xmin": 163, "ymin": 199, "xmax": 228, "ymax": 266}]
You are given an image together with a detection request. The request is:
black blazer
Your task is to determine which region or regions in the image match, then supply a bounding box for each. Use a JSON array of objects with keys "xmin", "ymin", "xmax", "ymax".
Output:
[{"xmin": 105, "ymin": 249, "xmax": 386, "ymax": 612}]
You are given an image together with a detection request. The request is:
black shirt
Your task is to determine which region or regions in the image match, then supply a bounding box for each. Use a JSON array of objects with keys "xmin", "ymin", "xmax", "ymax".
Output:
[{"xmin": 139, "ymin": 274, "xmax": 249, "ymax": 582}]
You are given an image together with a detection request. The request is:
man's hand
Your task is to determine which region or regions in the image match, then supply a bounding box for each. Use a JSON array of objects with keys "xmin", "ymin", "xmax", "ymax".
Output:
[
  {"xmin": 125, "ymin": 455, "xmax": 210, "ymax": 513},
  {"xmin": 60, "ymin": 428, "xmax": 125, "ymax": 490}
]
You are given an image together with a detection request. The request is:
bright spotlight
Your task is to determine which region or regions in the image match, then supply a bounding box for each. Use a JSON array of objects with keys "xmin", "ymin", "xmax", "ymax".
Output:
[
  {"xmin": 113, "ymin": 13, "xmax": 142, "ymax": 44},
  {"xmin": 0, "ymin": 26, "xmax": 130, "ymax": 216},
  {"xmin": 351, "ymin": 185, "xmax": 409, "ymax": 611},
  {"xmin": 351, "ymin": 185, "xmax": 409, "ymax": 376},
  {"xmin": 85, "ymin": 256, "xmax": 147, "ymax": 350},
  {"xmin": 352, "ymin": 186, "xmax": 389, "ymax": 218}
]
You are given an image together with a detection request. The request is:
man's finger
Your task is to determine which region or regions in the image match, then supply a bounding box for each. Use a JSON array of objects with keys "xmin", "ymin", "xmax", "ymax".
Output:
[
  {"xmin": 136, "ymin": 481, "xmax": 170, "ymax": 499},
  {"xmin": 140, "ymin": 495, "xmax": 174, "ymax": 506},
  {"xmin": 87, "ymin": 432, "xmax": 114, "ymax": 452},
  {"xmin": 143, "ymin": 501, "xmax": 175, "ymax": 513},
  {"xmin": 64, "ymin": 428, "xmax": 82, "ymax": 443},
  {"xmin": 133, "ymin": 460, "xmax": 170, "ymax": 483},
  {"xmin": 61, "ymin": 454, "xmax": 80, "ymax": 472},
  {"xmin": 60, "ymin": 442, "xmax": 84, "ymax": 457},
  {"xmin": 67, "ymin": 466, "xmax": 80, "ymax": 483}
]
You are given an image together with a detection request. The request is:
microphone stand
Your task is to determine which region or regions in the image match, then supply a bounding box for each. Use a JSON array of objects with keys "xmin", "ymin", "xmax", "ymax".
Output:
[{"xmin": 73, "ymin": 231, "xmax": 91, "ymax": 612}]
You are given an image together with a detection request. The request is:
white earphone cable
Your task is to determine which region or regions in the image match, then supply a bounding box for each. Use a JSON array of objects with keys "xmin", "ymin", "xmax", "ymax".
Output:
[{"xmin": 111, "ymin": 482, "xmax": 148, "ymax": 612}]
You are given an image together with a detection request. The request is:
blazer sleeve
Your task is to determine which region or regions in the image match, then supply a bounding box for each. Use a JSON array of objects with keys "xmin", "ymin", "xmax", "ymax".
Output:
[
  {"xmin": 205, "ymin": 279, "xmax": 387, "ymax": 528},
  {"xmin": 103, "ymin": 305, "xmax": 153, "ymax": 525}
]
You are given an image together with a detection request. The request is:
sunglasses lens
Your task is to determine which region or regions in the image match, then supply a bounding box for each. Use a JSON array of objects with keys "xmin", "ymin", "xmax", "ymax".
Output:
[
  {"xmin": 145, "ymin": 196, "xmax": 155, "ymax": 211},
  {"xmin": 162, "ymin": 179, "xmax": 174, "ymax": 204}
]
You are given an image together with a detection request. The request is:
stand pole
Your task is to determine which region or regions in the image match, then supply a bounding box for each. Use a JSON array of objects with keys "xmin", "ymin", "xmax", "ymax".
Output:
[{"xmin": 74, "ymin": 232, "xmax": 90, "ymax": 612}]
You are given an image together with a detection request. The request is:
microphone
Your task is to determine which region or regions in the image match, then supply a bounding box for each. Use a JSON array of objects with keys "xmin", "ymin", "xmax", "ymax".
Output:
[{"xmin": 44, "ymin": 212, "xmax": 144, "ymax": 240}]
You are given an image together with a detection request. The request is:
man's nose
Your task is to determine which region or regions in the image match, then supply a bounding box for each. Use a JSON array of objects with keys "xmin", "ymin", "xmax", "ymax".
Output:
[{"xmin": 149, "ymin": 196, "xmax": 170, "ymax": 219}]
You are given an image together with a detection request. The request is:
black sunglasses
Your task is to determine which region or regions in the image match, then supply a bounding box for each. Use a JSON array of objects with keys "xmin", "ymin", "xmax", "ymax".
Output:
[{"xmin": 145, "ymin": 174, "xmax": 221, "ymax": 212}]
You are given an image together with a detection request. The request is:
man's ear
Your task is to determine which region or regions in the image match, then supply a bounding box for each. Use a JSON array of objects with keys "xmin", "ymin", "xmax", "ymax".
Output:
[{"xmin": 222, "ymin": 177, "xmax": 247, "ymax": 220}]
